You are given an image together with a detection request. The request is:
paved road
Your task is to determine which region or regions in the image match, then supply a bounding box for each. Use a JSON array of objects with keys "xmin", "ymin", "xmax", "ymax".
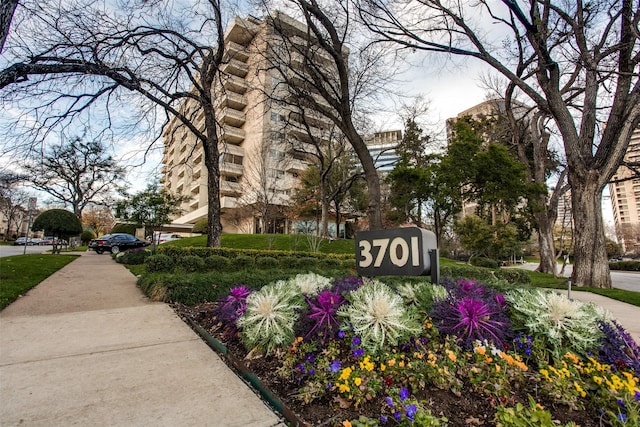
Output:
[
  {"xmin": 0, "ymin": 244, "xmax": 55, "ymax": 258},
  {"xmin": 517, "ymin": 262, "xmax": 639, "ymax": 292}
]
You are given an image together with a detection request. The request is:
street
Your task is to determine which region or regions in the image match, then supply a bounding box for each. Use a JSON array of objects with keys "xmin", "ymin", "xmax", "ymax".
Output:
[
  {"xmin": 517, "ymin": 262, "xmax": 639, "ymax": 293},
  {"xmin": 0, "ymin": 245, "xmax": 55, "ymax": 258}
]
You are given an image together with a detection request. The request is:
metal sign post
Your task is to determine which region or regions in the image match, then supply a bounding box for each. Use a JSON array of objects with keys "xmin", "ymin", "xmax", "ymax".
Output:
[{"xmin": 23, "ymin": 197, "xmax": 37, "ymax": 255}]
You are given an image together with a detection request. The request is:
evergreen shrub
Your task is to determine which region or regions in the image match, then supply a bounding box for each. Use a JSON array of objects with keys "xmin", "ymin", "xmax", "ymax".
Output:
[
  {"xmin": 178, "ymin": 255, "xmax": 206, "ymax": 273},
  {"xmin": 204, "ymin": 255, "xmax": 231, "ymax": 271},
  {"xmin": 145, "ymin": 254, "xmax": 175, "ymax": 272},
  {"xmin": 256, "ymin": 256, "xmax": 279, "ymax": 269},
  {"xmin": 233, "ymin": 255, "xmax": 254, "ymax": 269}
]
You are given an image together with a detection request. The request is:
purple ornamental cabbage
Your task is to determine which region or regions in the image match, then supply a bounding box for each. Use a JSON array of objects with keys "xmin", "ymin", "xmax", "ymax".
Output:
[
  {"xmin": 431, "ymin": 278, "xmax": 512, "ymax": 349},
  {"xmin": 597, "ymin": 319, "xmax": 640, "ymax": 377},
  {"xmin": 214, "ymin": 285, "xmax": 253, "ymax": 324},
  {"xmin": 331, "ymin": 276, "xmax": 363, "ymax": 295},
  {"xmin": 304, "ymin": 289, "xmax": 346, "ymax": 342}
]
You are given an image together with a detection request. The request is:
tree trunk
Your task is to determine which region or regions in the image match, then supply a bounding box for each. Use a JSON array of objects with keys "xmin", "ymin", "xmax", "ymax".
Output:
[
  {"xmin": 0, "ymin": 0, "xmax": 18, "ymax": 53},
  {"xmin": 569, "ymin": 179, "xmax": 611, "ymax": 288},
  {"xmin": 203, "ymin": 129, "xmax": 222, "ymax": 247},
  {"xmin": 320, "ymin": 182, "xmax": 329, "ymax": 237},
  {"xmin": 534, "ymin": 210, "xmax": 557, "ymax": 276}
]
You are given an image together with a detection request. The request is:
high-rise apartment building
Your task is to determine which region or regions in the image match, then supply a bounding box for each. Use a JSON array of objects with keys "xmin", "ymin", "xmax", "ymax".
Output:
[
  {"xmin": 608, "ymin": 127, "xmax": 640, "ymax": 254},
  {"xmin": 161, "ymin": 14, "xmax": 337, "ymax": 234},
  {"xmin": 366, "ymin": 130, "xmax": 402, "ymax": 174}
]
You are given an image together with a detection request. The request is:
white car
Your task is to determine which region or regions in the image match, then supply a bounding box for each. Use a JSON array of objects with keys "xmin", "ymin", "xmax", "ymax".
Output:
[{"xmin": 155, "ymin": 233, "xmax": 182, "ymax": 244}]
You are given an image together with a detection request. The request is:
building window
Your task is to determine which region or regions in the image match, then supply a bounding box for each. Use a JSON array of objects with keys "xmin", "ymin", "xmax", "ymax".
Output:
[
  {"xmin": 269, "ymin": 149, "xmax": 285, "ymax": 161},
  {"xmin": 268, "ymin": 169, "xmax": 285, "ymax": 180},
  {"xmin": 220, "ymin": 153, "xmax": 243, "ymax": 165},
  {"xmin": 270, "ymin": 112, "xmax": 285, "ymax": 122}
]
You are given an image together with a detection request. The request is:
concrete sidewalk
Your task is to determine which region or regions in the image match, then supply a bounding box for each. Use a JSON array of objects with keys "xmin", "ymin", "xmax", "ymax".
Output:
[{"xmin": 0, "ymin": 252, "xmax": 286, "ymax": 427}]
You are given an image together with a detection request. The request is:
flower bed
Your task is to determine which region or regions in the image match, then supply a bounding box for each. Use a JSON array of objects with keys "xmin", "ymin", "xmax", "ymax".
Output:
[{"xmin": 176, "ymin": 274, "xmax": 640, "ymax": 427}]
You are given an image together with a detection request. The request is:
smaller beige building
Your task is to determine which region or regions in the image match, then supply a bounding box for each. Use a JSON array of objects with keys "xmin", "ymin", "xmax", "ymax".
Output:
[{"xmin": 608, "ymin": 127, "xmax": 640, "ymax": 254}]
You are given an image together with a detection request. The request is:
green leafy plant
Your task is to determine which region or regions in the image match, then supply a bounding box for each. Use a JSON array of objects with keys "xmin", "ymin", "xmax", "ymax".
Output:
[
  {"xmin": 178, "ymin": 255, "xmax": 205, "ymax": 273},
  {"xmin": 494, "ymin": 396, "xmax": 579, "ymax": 426},
  {"xmin": 338, "ymin": 280, "xmax": 421, "ymax": 355},
  {"xmin": 144, "ymin": 254, "xmax": 175, "ymax": 272},
  {"xmin": 396, "ymin": 282, "xmax": 448, "ymax": 317},
  {"xmin": 506, "ymin": 289, "xmax": 605, "ymax": 358},
  {"xmin": 237, "ymin": 280, "xmax": 304, "ymax": 355}
]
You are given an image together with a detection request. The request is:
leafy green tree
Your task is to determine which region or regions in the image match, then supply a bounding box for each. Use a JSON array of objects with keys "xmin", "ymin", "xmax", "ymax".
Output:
[
  {"xmin": 386, "ymin": 119, "xmax": 435, "ymax": 226},
  {"xmin": 454, "ymin": 214, "xmax": 522, "ymax": 260},
  {"xmin": 31, "ymin": 209, "xmax": 82, "ymax": 253},
  {"xmin": 605, "ymin": 239, "xmax": 623, "ymax": 259},
  {"xmin": 192, "ymin": 218, "xmax": 208, "ymax": 235},
  {"xmin": 115, "ymin": 184, "xmax": 187, "ymax": 248}
]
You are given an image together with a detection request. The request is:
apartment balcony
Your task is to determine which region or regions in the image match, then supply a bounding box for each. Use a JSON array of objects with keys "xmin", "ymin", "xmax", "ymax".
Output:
[
  {"xmin": 220, "ymin": 143, "xmax": 244, "ymax": 157},
  {"xmin": 219, "ymin": 162, "xmax": 243, "ymax": 177},
  {"xmin": 226, "ymin": 41, "xmax": 250, "ymax": 62},
  {"xmin": 221, "ymin": 125, "xmax": 245, "ymax": 145},
  {"xmin": 189, "ymin": 199, "xmax": 199, "ymax": 210},
  {"xmin": 220, "ymin": 180, "xmax": 242, "ymax": 196},
  {"xmin": 217, "ymin": 92, "xmax": 248, "ymax": 111},
  {"xmin": 225, "ymin": 17, "xmax": 258, "ymax": 47},
  {"xmin": 219, "ymin": 107, "xmax": 246, "ymax": 127},
  {"xmin": 286, "ymin": 158, "xmax": 309, "ymax": 174},
  {"xmin": 221, "ymin": 58, "xmax": 249, "ymax": 78},
  {"xmin": 289, "ymin": 140, "xmax": 317, "ymax": 155},
  {"xmin": 222, "ymin": 74, "xmax": 248, "ymax": 95},
  {"xmin": 288, "ymin": 125, "xmax": 328, "ymax": 144},
  {"xmin": 221, "ymin": 196, "xmax": 238, "ymax": 210}
]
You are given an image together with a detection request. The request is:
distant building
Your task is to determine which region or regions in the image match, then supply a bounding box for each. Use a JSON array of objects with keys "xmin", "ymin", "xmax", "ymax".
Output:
[
  {"xmin": 366, "ymin": 130, "xmax": 402, "ymax": 174},
  {"xmin": 608, "ymin": 127, "xmax": 640, "ymax": 254}
]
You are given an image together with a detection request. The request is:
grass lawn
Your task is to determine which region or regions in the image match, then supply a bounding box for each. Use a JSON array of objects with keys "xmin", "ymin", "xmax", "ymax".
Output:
[
  {"xmin": 0, "ymin": 254, "xmax": 79, "ymax": 310},
  {"xmin": 168, "ymin": 234, "xmax": 356, "ymax": 254}
]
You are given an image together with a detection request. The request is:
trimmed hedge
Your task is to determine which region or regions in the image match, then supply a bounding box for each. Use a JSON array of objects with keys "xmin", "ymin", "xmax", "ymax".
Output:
[
  {"xmin": 145, "ymin": 254, "xmax": 175, "ymax": 272},
  {"xmin": 114, "ymin": 248, "xmax": 152, "ymax": 265},
  {"xmin": 609, "ymin": 261, "xmax": 640, "ymax": 271},
  {"xmin": 441, "ymin": 264, "xmax": 531, "ymax": 285},
  {"xmin": 138, "ymin": 268, "xmax": 352, "ymax": 305},
  {"xmin": 157, "ymin": 245, "xmax": 354, "ymax": 262},
  {"xmin": 470, "ymin": 256, "xmax": 500, "ymax": 269}
]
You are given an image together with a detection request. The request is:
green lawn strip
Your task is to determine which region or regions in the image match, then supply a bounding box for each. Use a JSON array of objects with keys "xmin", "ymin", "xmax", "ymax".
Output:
[
  {"xmin": 0, "ymin": 254, "xmax": 79, "ymax": 310},
  {"xmin": 167, "ymin": 234, "xmax": 355, "ymax": 254}
]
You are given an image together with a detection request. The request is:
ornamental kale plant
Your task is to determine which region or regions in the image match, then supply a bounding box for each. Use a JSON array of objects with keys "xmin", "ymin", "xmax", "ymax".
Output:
[
  {"xmin": 331, "ymin": 276, "xmax": 363, "ymax": 295},
  {"xmin": 506, "ymin": 288, "xmax": 605, "ymax": 359},
  {"xmin": 337, "ymin": 280, "xmax": 421, "ymax": 355},
  {"xmin": 288, "ymin": 272, "xmax": 332, "ymax": 296},
  {"xmin": 430, "ymin": 278, "xmax": 511, "ymax": 349},
  {"xmin": 237, "ymin": 280, "xmax": 304, "ymax": 355},
  {"xmin": 303, "ymin": 289, "xmax": 346, "ymax": 343},
  {"xmin": 598, "ymin": 319, "xmax": 640, "ymax": 377},
  {"xmin": 214, "ymin": 285, "xmax": 253, "ymax": 324},
  {"xmin": 396, "ymin": 282, "xmax": 449, "ymax": 317}
]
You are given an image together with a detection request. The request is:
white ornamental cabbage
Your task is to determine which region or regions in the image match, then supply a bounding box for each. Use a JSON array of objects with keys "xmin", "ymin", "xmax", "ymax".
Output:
[
  {"xmin": 288, "ymin": 272, "xmax": 332, "ymax": 296},
  {"xmin": 338, "ymin": 280, "xmax": 421, "ymax": 354},
  {"xmin": 506, "ymin": 288, "xmax": 605, "ymax": 357},
  {"xmin": 237, "ymin": 280, "xmax": 304, "ymax": 355}
]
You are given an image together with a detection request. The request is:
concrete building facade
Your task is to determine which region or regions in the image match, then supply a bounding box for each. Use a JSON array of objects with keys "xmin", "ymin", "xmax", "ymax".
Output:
[
  {"xmin": 161, "ymin": 14, "xmax": 338, "ymax": 234},
  {"xmin": 608, "ymin": 127, "xmax": 640, "ymax": 255}
]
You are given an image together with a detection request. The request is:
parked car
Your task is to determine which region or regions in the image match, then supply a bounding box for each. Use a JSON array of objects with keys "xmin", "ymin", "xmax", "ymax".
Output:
[
  {"xmin": 13, "ymin": 237, "xmax": 33, "ymax": 245},
  {"xmin": 154, "ymin": 233, "xmax": 183, "ymax": 244},
  {"xmin": 88, "ymin": 233, "xmax": 150, "ymax": 254},
  {"xmin": 40, "ymin": 236, "xmax": 56, "ymax": 245}
]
